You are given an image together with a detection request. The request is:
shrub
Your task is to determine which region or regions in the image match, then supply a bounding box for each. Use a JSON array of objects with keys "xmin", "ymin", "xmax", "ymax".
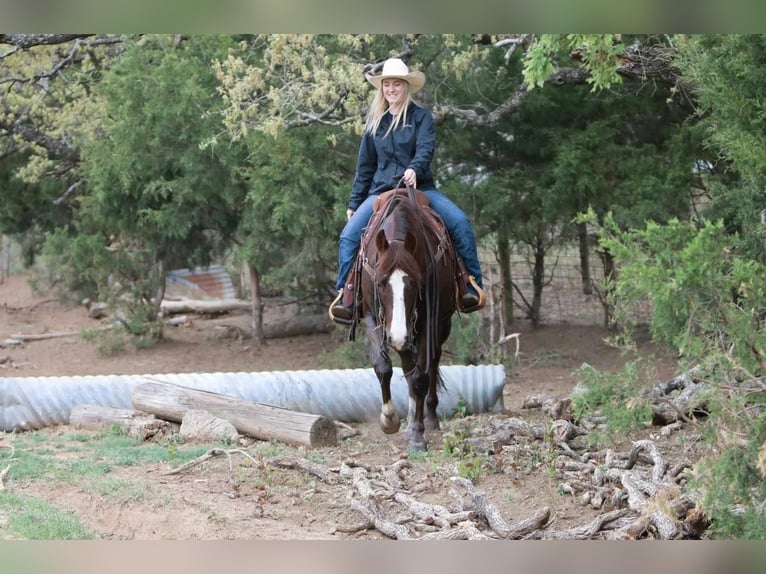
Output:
[{"xmin": 582, "ymin": 210, "xmax": 766, "ymax": 538}]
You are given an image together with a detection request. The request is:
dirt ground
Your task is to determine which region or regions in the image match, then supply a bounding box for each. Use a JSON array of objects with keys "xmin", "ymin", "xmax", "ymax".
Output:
[{"xmin": 0, "ymin": 272, "xmax": 683, "ymax": 540}]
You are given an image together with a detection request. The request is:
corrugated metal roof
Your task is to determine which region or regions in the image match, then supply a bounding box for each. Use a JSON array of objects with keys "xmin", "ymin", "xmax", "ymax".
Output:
[{"xmin": 166, "ymin": 265, "xmax": 237, "ymax": 300}]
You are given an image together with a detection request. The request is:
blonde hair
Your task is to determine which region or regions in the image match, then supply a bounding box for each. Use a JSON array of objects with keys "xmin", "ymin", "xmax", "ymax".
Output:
[{"xmin": 364, "ymin": 82, "xmax": 413, "ymax": 136}]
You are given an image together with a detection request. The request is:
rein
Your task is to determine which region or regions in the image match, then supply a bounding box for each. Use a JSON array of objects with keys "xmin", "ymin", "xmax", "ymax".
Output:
[{"xmin": 405, "ymin": 184, "xmax": 442, "ymax": 374}]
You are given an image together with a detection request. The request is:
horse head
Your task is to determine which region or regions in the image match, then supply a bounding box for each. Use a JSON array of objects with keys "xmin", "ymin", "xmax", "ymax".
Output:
[{"xmin": 373, "ymin": 224, "xmax": 422, "ymax": 351}]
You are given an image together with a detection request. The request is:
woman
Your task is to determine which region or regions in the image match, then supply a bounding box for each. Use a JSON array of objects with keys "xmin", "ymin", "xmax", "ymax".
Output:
[{"xmin": 330, "ymin": 58, "xmax": 484, "ymax": 323}]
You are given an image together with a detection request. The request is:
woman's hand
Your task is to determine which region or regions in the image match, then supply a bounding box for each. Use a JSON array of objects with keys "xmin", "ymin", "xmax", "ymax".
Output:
[
  {"xmin": 346, "ymin": 208, "xmax": 355, "ymax": 221},
  {"xmin": 403, "ymin": 168, "xmax": 417, "ymax": 188}
]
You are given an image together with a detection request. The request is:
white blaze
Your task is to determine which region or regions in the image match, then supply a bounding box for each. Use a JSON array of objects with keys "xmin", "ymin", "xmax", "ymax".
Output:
[{"xmin": 388, "ymin": 269, "xmax": 408, "ymax": 349}]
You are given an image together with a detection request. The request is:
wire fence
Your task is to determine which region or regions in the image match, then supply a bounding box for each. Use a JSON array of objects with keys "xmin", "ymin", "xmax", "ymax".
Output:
[
  {"xmin": 0, "ymin": 235, "xmax": 21, "ymax": 284},
  {"xmin": 481, "ymin": 244, "xmax": 652, "ymax": 327},
  {"xmin": 2, "ymin": 236, "xmax": 650, "ymax": 327}
]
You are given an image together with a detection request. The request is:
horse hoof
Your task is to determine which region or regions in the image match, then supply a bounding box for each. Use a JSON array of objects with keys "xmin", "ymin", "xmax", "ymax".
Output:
[
  {"xmin": 409, "ymin": 441, "xmax": 428, "ymax": 453},
  {"xmin": 424, "ymin": 417, "xmax": 440, "ymax": 431},
  {"xmin": 379, "ymin": 411, "xmax": 401, "ymax": 434}
]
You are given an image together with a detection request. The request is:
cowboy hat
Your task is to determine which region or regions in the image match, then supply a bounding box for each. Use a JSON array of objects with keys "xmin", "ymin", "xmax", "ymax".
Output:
[{"xmin": 365, "ymin": 58, "xmax": 426, "ymax": 94}]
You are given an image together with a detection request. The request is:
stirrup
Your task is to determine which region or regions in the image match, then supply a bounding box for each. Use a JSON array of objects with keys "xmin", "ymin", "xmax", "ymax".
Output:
[
  {"xmin": 458, "ymin": 275, "xmax": 487, "ymax": 314},
  {"xmin": 328, "ymin": 289, "xmax": 355, "ymax": 325}
]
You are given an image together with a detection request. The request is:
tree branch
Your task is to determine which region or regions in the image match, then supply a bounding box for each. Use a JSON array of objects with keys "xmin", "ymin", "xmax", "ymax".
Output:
[
  {"xmin": 0, "ymin": 34, "xmax": 95, "ymax": 50},
  {"xmin": 434, "ymin": 41, "xmax": 683, "ymax": 128}
]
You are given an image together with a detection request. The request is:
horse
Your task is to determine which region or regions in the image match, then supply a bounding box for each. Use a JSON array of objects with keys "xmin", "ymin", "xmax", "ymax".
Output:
[{"xmin": 357, "ymin": 186, "xmax": 458, "ymax": 451}]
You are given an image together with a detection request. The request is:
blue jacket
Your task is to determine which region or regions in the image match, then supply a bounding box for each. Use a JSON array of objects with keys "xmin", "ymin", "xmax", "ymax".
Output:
[{"xmin": 348, "ymin": 102, "xmax": 436, "ymax": 211}]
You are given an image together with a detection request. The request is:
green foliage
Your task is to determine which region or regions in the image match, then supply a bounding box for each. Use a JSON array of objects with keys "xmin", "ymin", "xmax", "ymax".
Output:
[
  {"xmin": 442, "ymin": 421, "xmax": 486, "ymax": 481},
  {"xmin": 585, "ymin": 210, "xmax": 766, "ymax": 538},
  {"xmin": 572, "ymin": 361, "xmax": 654, "ymax": 442},
  {"xmin": 674, "ymin": 35, "xmax": 766, "ymax": 264},
  {"xmin": 589, "ymin": 212, "xmax": 766, "ymax": 374},
  {"xmin": 440, "ymin": 40, "xmax": 694, "ymax": 327},
  {"xmin": 449, "ymin": 398, "xmax": 470, "ymax": 419},
  {"xmin": 552, "ymin": 115, "xmax": 696, "ymax": 231},
  {"xmin": 317, "ymin": 334, "xmax": 369, "ymax": 369},
  {"xmin": 41, "ymin": 227, "xmax": 165, "ymax": 344},
  {"xmin": 454, "ymin": 456, "xmax": 485, "ymax": 482},
  {"xmin": 0, "ymin": 153, "xmax": 73, "ymax": 265},
  {"xmin": 690, "ymin": 437, "xmax": 766, "ymax": 539},
  {"xmin": 39, "ymin": 228, "xmax": 111, "ymax": 302},
  {"xmin": 523, "ymin": 34, "xmax": 625, "ymax": 90},
  {"xmin": 37, "ymin": 35, "xmax": 254, "ymax": 340},
  {"xmin": 82, "ymin": 35, "xmax": 248, "ymax": 269},
  {"xmin": 446, "ymin": 314, "xmax": 483, "ymax": 365},
  {"xmin": 683, "ymin": 372, "xmax": 766, "ymax": 539},
  {"xmin": 80, "ymin": 328, "xmax": 127, "ymax": 356},
  {"xmin": 93, "ymin": 478, "xmax": 150, "ymax": 503},
  {"xmin": 237, "ymin": 126, "xmax": 352, "ymax": 303},
  {"xmin": 676, "ymin": 35, "xmax": 766, "ymax": 184}
]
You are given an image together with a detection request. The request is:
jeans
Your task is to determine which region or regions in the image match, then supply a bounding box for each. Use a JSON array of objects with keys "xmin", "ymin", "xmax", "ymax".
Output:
[{"xmin": 335, "ymin": 188, "xmax": 483, "ymax": 292}]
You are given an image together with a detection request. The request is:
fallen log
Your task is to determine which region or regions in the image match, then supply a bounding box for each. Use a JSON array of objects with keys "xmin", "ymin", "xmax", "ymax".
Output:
[
  {"xmin": 69, "ymin": 404, "xmax": 172, "ymax": 441},
  {"xmin": 263, "ymin": 314, "xmax": 334, "ymax": 338},
  {"xmin": 160, "ymin": 298, "xmax": 251, "ymax": 314},
  {"xmin": 532, "ymin": 508, "xmax": 630, "ymax": 540},
  {"xmin": 131, "ymin": 380, "xmax": 337, "ymax": 447},
  {"xmin": 70, "ymin": 404, "xmax": 146, "ymax": 427},
  {"xmin": 10, "ymin": 325, "xmax": 112, "ymax": 341},
  {"xmin": 643, "ymin": 370, "xmax": 707, "ymax": 425},
  {"xmin": 163, "ymin": 447, "xmax": 259, "ymax": 475},
  {"xmin": 450, "ymin": 476, "xmax": 550, "ymax": 538},
  {"xmin": 211, "ymin": 316, "xmax": 333, "ymax": 340},
  {"xmin": 268, "ymin": 455, "xmax": 340, "ymax": 485},
  {"xmin": 214, "ymin": 315, "xmax": 334, "ymax": 340}
]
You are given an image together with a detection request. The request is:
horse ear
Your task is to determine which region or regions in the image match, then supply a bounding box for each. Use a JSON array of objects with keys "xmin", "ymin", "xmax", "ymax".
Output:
[
  {"xmin": 376, "ymin": 229, "xmax": 389, "ymax": 252},
  {"xmin": 404, "ymin": 231, "xmax": 417, "ymax": 253}
]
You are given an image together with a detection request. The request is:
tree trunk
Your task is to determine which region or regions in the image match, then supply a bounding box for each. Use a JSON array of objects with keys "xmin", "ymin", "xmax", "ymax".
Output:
[
  {"xmin": 131, "ymin": 380, "xmax": 337, "ymax": 447},
  {"xmin": 154, "ymin": 260, "xmax": 166, "ymax": 313},
  {"xmin": 496, "ymin": 231, "xmax": 514, "ymax": 329},
  {"xmin": 248, "ymin": 261, "xmax": 265, "ymax": 344},
  {"xmin": 578, "ymin": 222, "xmax": 593, "ymax": 295},
  {"xmin": 601, "ymin": 248, "xmax": 617, "ymax": 328},
  {"xmin": 530, "ymin": 237, "xmax": 546, "ymax": 327}
]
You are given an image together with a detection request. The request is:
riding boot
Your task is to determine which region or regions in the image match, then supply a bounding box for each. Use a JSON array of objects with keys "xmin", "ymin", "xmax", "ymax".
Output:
[
  {"xmin": 456, "ymin": 258, "xmax": 486, "ymax": 313},
  {"xmin": 329, "ymin": 269, "xmax": 358, "ymax": 324}
]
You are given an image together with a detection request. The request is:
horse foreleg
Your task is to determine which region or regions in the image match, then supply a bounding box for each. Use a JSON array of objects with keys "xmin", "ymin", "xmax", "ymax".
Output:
[
  {"xmin": 401, "ymin": 353, "xmax": 429, "ymax": 451},
  {"xmin": 425, "ymin": 320, "xmax": 450, "ymax": 430},
  {"xmin": 376, "ymin": 357, "xmax": 401, "ymax": 434},
  {"xmin": 366, "ymin": 316, "xmax": 400, "ymax": 434},
  {"xmin": 424, "ymin": 367, "xmax": 441, "ymax": 431}
]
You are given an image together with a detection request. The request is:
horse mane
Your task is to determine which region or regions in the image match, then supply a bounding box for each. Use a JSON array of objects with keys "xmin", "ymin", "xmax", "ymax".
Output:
[{"xmin": 374, "ymin": 200, "xmax": 427, "ymax": 284}]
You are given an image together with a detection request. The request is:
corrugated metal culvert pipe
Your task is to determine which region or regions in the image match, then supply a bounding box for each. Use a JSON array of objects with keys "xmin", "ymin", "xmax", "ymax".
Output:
[{"xmin": 0, "ymin": 365, "xmax": 506, "ymax": 432}]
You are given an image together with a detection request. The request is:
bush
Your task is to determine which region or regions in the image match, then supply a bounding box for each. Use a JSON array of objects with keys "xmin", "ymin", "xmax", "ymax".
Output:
[
  {"xmin": 583, "ymin": 211, "xmax": 766, "ymax": 538},
  {"xmin": 41, "ymin": 228, "xmax": 166, "ymax": 346}
]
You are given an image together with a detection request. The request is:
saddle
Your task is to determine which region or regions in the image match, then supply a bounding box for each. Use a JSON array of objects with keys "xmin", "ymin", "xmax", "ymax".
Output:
[
  {"xmin": 337, "ymin": 188, "xmax": 482, "ymax": 325},
  {"xmin": 368, "ymin": 188, "xmax": 486, "ymax": 313},
  {"xmin": 330, "ymin": 188, "xmax": 486, "ymax": 332},
  {"xmin": 365, "ymin": 188, "xmax": 444, "ymax": 254}
]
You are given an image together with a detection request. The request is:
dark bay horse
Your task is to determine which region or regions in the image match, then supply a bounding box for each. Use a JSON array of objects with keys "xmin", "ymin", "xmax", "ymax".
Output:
[{"xmin": 358, "ymin": 186, "xmax": 458, "ymax": 451}]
